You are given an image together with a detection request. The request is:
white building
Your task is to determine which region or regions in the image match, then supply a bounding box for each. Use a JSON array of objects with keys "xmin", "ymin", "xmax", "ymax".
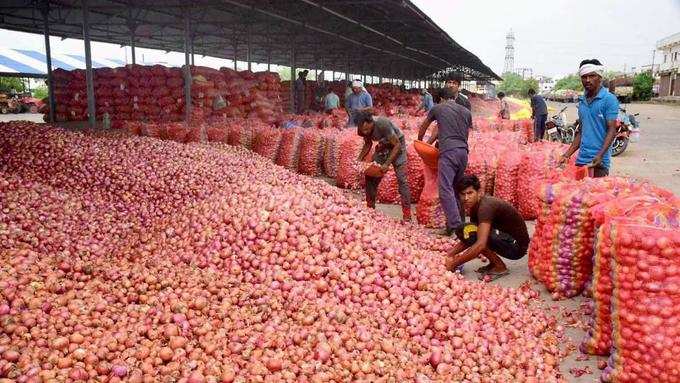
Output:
[{"xmin": 657, "ymin": 32, "xmax": 680, "ymax": 97}]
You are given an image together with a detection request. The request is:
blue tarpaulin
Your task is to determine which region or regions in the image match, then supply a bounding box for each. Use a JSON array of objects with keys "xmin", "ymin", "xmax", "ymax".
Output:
[{"xmin": 0, "ymin": 47, "xmax": 128, "ymax": 77}]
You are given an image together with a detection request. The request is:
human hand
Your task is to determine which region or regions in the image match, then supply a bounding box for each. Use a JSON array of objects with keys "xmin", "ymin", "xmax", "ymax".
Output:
[
  {"xmin": 557, "ymin": 154, "xmax": 569, "ymax": 168},
  {"xmin": 589, "ymin": 155, "xmax": 603, "ymax": 168},
  {"xmin": 380, "ymin": 163, "xmax": 389, "ymax": 175}
]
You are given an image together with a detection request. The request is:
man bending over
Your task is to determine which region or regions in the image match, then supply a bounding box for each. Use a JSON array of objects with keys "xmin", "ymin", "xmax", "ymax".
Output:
[{"xmin": 445, "ymin": 175, "xmax": 530, "ymax": 281}]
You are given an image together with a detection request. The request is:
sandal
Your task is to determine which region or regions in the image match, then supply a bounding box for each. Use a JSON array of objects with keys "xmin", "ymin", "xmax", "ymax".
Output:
[{"xmin": 478, "ymin": 270, "xmax": 509, "ymax": 282}]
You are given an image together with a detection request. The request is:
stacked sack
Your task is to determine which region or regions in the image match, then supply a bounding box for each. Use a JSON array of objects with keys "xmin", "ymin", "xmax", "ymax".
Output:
[
  {"xmin": 528, "ymin": 177, "xmax": 648, "ymax": 298},
  {"xmin": 376, "ymin": 144, "xmax": 425, "ymax": 204},
  {"xmin": 50, "ymin": 68, "xmax": 86, "ymax": 122},
  {"xmin": 129, "ymin": 65, "xmax": 185, "ymax": 123},
  {"xmin": 602, "ymin": 201, "xmax": 680, "ymax": 383},
  {"xmin": 516, "ymin": 141, "xmax": 571, "ymax": 220},
  {"xmin": 190, "ymin": 66, "xmax": 227, "ymax": 122},
  {"xmin": 581, "ymin": 193, "xmax": 673, "ymax": 357},
  {"xmin": 335, "ymin": 133, "xmax": 371, "ymax": 189},
  {"xmin": 298, "ymin": 130, "xmax": 325, "ymax": 176}
]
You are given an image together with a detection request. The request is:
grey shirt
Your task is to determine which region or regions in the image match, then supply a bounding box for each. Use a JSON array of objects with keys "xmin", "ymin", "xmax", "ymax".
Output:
[
  {"xmin": 427, "ymin": 100, "xmax": 472, "ymax": 153},
  {"xmin": 370, "ymin": 117, "xmax": 407, "ymax": 166},
  {"xmin": 530, "ymin": 94, "xmax": 548, "ymax": 116}
]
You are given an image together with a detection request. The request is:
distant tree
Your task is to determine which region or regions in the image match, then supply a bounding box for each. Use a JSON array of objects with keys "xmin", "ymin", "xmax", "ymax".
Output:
[
  {"xmin": 497, "ymin": 73, "xmax": 538, "ymax": 97},
  {"xmin": 33, "ymin": 85, "xmax": 49, "ymax": 100},
  {"xmin": 632, "ymin": 72, "xmax": 654, "ymax": 101},
  {"xmin": 554, "ymin": 74, "xmax": 583, "ymax": 91},
  {"xmin": 0, "ymin": 77, "xmax": 26, "ymax": 93}
]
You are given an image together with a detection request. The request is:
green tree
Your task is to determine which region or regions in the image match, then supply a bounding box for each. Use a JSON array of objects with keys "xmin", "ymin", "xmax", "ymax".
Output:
[
  {"xmin": 632, "ymin": 72, "xmax": 653, "ymax": 101},
  {"xmin": 0, "ymin": 77, "xmax": 26, "ymax": 93},
  {"xmin": 497, "ymin": 73, "xmax": 539, "ymax": 97},
  {"xmin": 554, "ymin": 74, "xmax": 583, "ymax": 91},
  {"xmin": 33, "ymin": 85, "xmax": 49, "ymax": 100},
  {"xmin": 497, "ymin": 72, "xmax": 523, "ymax": 96}
]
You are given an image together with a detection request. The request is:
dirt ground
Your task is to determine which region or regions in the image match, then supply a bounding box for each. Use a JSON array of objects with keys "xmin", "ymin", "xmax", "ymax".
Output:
[{"xmin": 3, "ymin": 104, "xmax": 678, "ymax": 381}]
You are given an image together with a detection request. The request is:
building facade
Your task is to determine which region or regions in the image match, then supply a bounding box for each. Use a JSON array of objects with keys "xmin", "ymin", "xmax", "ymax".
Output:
[{"xmin": 657, "ymin": 32, "xmax": 680, "ymax": 97}]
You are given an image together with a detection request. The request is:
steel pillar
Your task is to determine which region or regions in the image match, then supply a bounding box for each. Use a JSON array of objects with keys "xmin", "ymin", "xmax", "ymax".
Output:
[
  {"xmin": 183, "ymin": 14, "xmax": 192, "ymax": 123},
  {"xmin": 290, "ymin": 43, "xmax": 296, "ymax": 113},
  {"xmin": 41, "ymin": 2, "xmax": 55, "ymax": 123},
  {"xmin": 246, "ymin": 23, "xmax": 252, "ymax": 72},
  {"xmin": 82, "ymin": 0, "xmax": 96, "ymax": 128}
]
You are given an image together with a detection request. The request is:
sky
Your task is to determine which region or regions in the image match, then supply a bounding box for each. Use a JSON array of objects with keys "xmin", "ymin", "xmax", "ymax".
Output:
[
  {"xmin": 413, "ymin": 0, "xmax": 680, "ymax": 78},
  {"xmin": 1, "ymin": 0, "xmax": 679, "ymax": 80}
]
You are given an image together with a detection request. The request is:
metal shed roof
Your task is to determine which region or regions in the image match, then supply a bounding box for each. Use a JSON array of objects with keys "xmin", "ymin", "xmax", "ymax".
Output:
[{"xmin": 0, "ymin": 0, "xmax": 500, "ymax": 81}]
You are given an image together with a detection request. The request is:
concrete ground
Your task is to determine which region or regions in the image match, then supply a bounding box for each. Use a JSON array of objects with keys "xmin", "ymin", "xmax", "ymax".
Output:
[
  {"xmin": 0, "ymin": 113, "xmax": 45, "ymax": 123},
  {"xmin": 3, "ymin": 105, "xmax": 678, "ymax": 381}
]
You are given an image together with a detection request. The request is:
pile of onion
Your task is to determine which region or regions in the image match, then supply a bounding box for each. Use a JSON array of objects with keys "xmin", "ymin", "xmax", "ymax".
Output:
[{"xmin": 1, "ymin": 121, "xmax": 564, "ymax": 382}]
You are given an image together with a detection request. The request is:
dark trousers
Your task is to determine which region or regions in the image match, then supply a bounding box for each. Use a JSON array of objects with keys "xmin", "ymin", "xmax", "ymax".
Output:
[
  {"xmin": 534, "ymin": 114, "xmax": 548, "ymax": 141},
  {"xmin": 365, "ymin": 161, "xmax": 411, "ymax": 208},
  {"xmin": 577, "ymin": 164, "xmax": 609, "ymax": 178},
  {"xmin": 438, "ymin": 148, "xmax": 468, "ymax": 230}
]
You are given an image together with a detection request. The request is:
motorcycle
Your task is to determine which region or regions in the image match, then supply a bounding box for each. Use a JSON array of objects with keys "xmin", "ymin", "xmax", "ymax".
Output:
[
  {"xmin": 545, "ymin": 106, "xmax": 576, "ymax": 144},
  {"xmin": 611, "ymin": 107, "xmax": 640, "ymax": 157}
]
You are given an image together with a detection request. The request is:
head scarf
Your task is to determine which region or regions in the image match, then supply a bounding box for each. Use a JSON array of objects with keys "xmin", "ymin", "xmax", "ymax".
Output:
[{"xmin": 579, "ymin": 63, "xmax": 605, "ymax": 77}]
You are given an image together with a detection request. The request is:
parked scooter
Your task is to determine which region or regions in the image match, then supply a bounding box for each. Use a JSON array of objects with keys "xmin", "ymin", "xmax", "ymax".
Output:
[
  {"xmin": 545, "ymin": 106, "xmax": 576, "ymax": 144},
  {"xmin": 611, "ymin": 107, "xmax": 640, "ymax": 157}
]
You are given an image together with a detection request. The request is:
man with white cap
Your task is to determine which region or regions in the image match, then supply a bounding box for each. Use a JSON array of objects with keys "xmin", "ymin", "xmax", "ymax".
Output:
[
  {"xmin": 559, "ymin": 59, "xmax": 619, "ymax": 177},
  {"xmin": 345, "ymin": 80, "xmax": 373, "ymax": 127}
]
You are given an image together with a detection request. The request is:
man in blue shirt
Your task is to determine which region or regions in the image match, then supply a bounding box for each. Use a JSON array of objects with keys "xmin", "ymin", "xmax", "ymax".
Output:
[
  {"xmin": 345, "ymin": 80, "xmax": 373, "ymax": 127},
  {"xmin": 559, "ymin": 59, "xmax": 619, "ymax": 177},
  {"xmin": 420, "ymin": 89, "xmax": 434, "ymax": 112}
]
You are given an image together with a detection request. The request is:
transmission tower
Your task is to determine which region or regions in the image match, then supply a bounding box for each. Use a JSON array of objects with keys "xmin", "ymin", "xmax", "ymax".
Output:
[{"xmin": 503, "ymin": 30, "xmax": 515, "ymax": 75}]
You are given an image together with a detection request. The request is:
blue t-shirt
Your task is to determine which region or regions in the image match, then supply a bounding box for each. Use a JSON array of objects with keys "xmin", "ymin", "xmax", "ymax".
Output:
[
  {"xmin": 345, "ymin": 91, "xmax": 373, "ymax": 125},
  {"xmin": 324, "ymin": 92, "xmax": 339, "ymax": 110},
  {"xmin": 576, "ymin": 86, "xmax": 619, "ymax": 169},
  {"xmin": 421, "ymin": 93, "xmax": 434, "ymax": 111}
]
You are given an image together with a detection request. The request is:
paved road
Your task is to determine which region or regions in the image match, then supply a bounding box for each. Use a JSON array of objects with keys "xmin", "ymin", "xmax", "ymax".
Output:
[
  {"xmin": 0, "ymin": 113, "xmax": 45, "ymax": 123},
  {"xmin": 548, "ymin": 101, "xmax": 680, "ymax": 195}
]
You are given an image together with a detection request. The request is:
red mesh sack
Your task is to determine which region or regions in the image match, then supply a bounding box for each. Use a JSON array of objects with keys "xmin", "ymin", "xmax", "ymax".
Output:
[
  {"xmin": 275, "ymin": 128, "xmax": 302, "ymax": 170},
  {"xmin": 336, "ymin": 134, "xmax": 369, "ymax": 189},
  {"xmin": 252, "ymin": 126, "xmax": 282, "ymax": 161},
  {"xmin": 376, "ymin": 144, "xmax": 424, "ymax": 204},
  {"xmin": 322, "ymin": 131, "xmax": 341, "ymax": 179},
  {"xmin": 581, "ymin": 196, "xmax": 675, "ymax": 356},
  {"xmin": 227, "ymin": 121, "xmax": 253, "ymax": 149},
  {"xmin": 416, "ymin": 165, "xmax": 446, "ymax": 228},
  {"xmin": 141, "ymin": 122, "xmax": 161, "ymax": 138},
  {"xmin": 166, "ymin": 123, "xmax": 190, "ymax": 142},
  {"xmin": 206, "ymin": 124, "xmax": 228, "ymax": 143},
  {"xmin": 528, "ymin": 178, "xmax": 651, "ymax": 299},
  {"xmin": 298, "ymin": 130, "xmax": 324, "ymax": 176},
  {"xmin": 406, "ymin": 144, "xmax": 425, "ymax": 203},
  {"xmin": 494, "ymin": 149, "xmax": 522, "ymax": 205},
  {"xmin": 185, "ymin": 124, "xmax": 207, "ymax": 143},
  {"xmin": 603, "ymin": 212, "xmax": 680, "ymax": 383}
]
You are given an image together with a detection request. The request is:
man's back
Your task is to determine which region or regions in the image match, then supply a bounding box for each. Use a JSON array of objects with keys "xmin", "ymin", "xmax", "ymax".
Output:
[
  {"xmin": 455, "ymin": 93, "xmax": 472, "ymax": 111},
  {"xmin": 471, "ymin": 196, "xmax": 530, "ymax": 253},
  {"xmin": 427, "ymin": 100, "xmax": 472, "ymax": 152},
  {"xmin": 530, "ymin": 94, "xmax": 548, "ymax": 115}
]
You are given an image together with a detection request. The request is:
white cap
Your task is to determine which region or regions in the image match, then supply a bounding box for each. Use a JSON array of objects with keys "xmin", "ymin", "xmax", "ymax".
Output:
[{"xmin": 352, "ymin": 80, "xmax": 363, "ymax": 88}]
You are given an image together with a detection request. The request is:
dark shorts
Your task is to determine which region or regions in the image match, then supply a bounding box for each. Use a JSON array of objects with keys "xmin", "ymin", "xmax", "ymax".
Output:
[
  {"xmin": 576, "ymin": 164, "xmax": 609, "ymax": 178},
  {"xmin": 455, "ymin": 224, "xmax": 526, "ymax": 260}
]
